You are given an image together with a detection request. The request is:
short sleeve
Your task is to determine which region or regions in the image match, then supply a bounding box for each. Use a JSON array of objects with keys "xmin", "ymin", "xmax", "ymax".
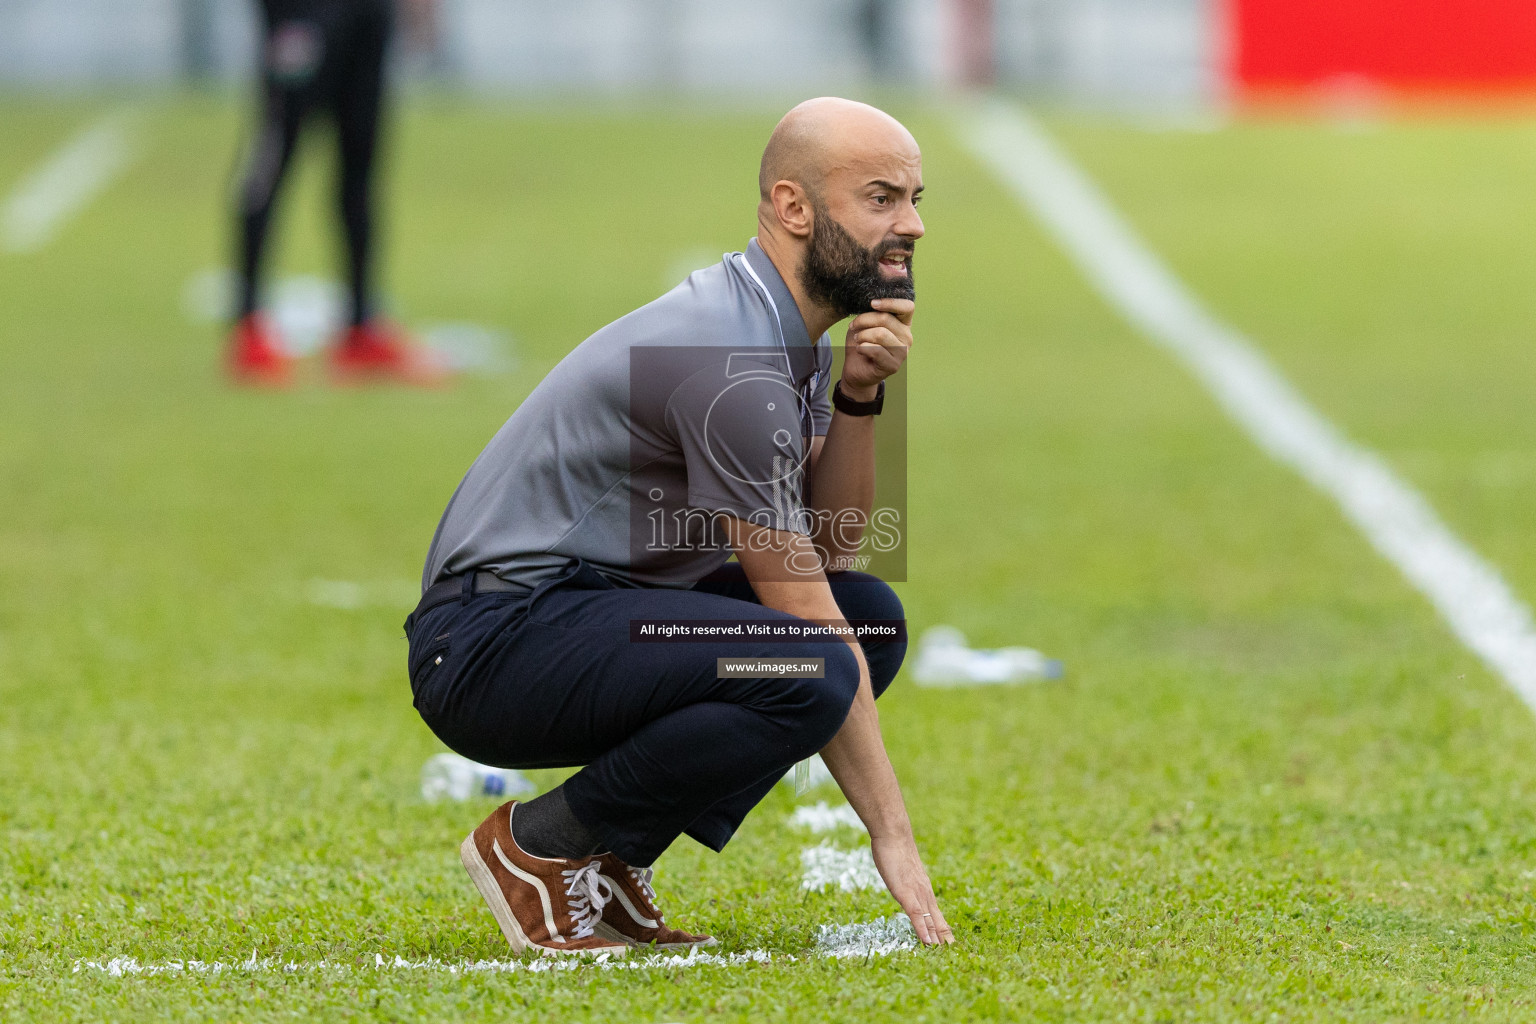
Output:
[
  {"xmin": 666, "ymin": 363, "xmax": 814, "ymax": 535},
  {"xmin": 808, "ymin": 339, "xmax": 833, "ymax": 436}
]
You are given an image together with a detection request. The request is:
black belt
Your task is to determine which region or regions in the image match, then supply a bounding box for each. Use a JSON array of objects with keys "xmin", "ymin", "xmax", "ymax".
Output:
[{"xmin": 414, "ymin": 571, "xmax": 524, "ymax": 618}]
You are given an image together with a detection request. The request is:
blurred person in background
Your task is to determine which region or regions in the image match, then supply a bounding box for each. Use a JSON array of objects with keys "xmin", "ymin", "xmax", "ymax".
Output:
[{"xmin": 227, "ymin": 0, "xmax": 446, "ymax": 385}]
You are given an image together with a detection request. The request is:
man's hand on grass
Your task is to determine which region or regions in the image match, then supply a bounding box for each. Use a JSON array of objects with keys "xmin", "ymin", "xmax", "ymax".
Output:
[{"xmin": 871, "ymin": 833, "xmax": 954, "ymax": 946}]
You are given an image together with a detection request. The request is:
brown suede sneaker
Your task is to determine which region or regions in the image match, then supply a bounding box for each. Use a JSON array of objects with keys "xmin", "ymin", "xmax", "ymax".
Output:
[
  {"xmin": 458, "ymin": 801, "xmax": 629, "ymax": 957},
  {"xmin": 593, "ymin": 853, "xmax": 717, "ymax": 950}
]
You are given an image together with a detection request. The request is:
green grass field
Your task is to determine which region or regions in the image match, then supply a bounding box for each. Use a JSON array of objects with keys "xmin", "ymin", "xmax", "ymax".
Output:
[{"xmin": 4, "ymin": 93, "xmax": 1536, "ymax": 1022}]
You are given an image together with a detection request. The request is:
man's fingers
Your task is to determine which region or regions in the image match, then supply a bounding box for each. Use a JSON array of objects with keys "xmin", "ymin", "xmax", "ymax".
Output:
[
  {"xmin": 849, "ymin": 329, "xmax": 909, "ymax": 362},
  {"xmin": 850, "ymin": 329, "xmax": 907, "ymax": 356},
  {"xmin": 908, "ymin": 902, "xmax": 949, "ymax": 946},
  {"xmin": 916, "ymin": 882, "xmax": 953, "ymax": 945},
  {"xmin": 869, "ymin": 297, "xmax": 915, "ymax": 324},
  {"xmin": 855, "ymin": 342, "xmax": 905, "ymax": 375},
  {"xmin": 871, "ymin": 839, "xmax": 948, "ymax": 947},
  {"xmin": 928, "ymin": 904, "xmax": 955, "ymax": 945},
  {"xmin": 847, "ymin": 311, "xmax": 896, "ymax": 331},
  {"xmin": 916, "ymin": 890, "xmax": 948, "ymax": 946},
  {"xmin": 896, "ymin": 882, "xmax": 952, "ymax": 946},
  {"xmin": 897, "ymin": 887, "xmax": 935, "ymax": 944},
  {"xmin": 848, "ymin": 311, "xmax": 909, "ymax": 335}
]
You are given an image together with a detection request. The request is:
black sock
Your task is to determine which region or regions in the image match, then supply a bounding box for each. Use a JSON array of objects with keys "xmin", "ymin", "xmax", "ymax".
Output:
[{"xmin": 511, "ymin": 785, "xmax": 601, "ymax": 860}]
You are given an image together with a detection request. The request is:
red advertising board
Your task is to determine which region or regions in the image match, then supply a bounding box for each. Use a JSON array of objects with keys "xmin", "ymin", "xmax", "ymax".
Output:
[{"xmin": 1230, "ymin": 0, "xmax": 1536, "ymax": 96}]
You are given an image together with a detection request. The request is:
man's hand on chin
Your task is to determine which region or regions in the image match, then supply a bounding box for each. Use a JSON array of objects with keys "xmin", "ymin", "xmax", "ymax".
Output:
[{"xmin": 842, "ymin": 296, "xmax": 913, "ymax": 397}]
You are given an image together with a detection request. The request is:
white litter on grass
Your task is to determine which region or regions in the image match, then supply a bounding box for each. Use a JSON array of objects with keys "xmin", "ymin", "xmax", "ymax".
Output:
[
  {"xmin": 789, "ymin": 801, "xmax": 866, "ymax": 834},
  {"xmin": 304, "ymin": 578, "xmax": 419, "ymax": 611},
  {"xmin": 778, "ymin": 753, "xmax": 833, "ymax": 790},
  {"xmin": 911, "ymin": 625, "xmax": 1063, "ymax": 686},
  {"xmin": 306, "ymin": 579, "xmax": 367, "ymax": 610},
  {"xmin": 182, "ymin": 267, "xmax": 236, "ymax": 322},
  {"xmin": 420, "ymin": 753, "xmax": 535, "ymax": 802},
  {"xmin": 269, "ymin": 275, "xmax": 345, "ymax": 356},
  {"xmin": 419, "ymin": 322, "xmax": 517, "ymax": 374},
  {"xmin": 800, "ymin": 842, "xmax": 882, "ymax": 893},
  {"xmin": 183, "ymin": 269, "xmax": 342, "ymax": 356},
  {"xmin": 814, "ymin": 916, "xmax": 917, "ymax": 958},
  {"xmin": 4, "ymin": 108, "xmax": 139, "ymax": 253},
  {"xmin": 955, "ymin": 99, "xmax": 1536, "ymax": 710}
]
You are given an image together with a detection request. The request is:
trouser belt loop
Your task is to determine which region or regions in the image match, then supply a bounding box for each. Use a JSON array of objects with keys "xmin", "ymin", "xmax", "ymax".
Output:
[{"xmin": 412, "ymin": 571, "xmax": 521, "ymax": 620}]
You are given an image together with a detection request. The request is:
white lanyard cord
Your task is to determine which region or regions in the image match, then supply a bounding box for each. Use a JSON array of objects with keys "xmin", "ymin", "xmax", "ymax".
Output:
[{"xmin": 736, "ymin": 252, "xmax": 820, "ymax": 440}]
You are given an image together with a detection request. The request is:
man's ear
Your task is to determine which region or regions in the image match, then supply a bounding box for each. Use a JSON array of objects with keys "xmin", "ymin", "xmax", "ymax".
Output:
[{"xmin": 771, "ymin": 180, "xmax": 814, "ymax": 239}]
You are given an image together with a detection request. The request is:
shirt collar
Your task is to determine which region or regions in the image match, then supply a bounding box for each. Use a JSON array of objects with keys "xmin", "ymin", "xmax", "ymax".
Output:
[{"xmin": 745, "ymin": 238, "xmax": 816, "ymax": 348}]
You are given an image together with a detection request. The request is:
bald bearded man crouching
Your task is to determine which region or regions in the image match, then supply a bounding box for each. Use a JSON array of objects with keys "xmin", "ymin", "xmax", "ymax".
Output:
[{"xmin": 404, "ymin": 98, "xmax": 953, "ymax": 954}]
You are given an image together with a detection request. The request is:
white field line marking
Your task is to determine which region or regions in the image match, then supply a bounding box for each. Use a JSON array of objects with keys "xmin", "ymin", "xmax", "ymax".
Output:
[
  {"xmin": 789, "ymin": 801, "xmax": 867, "ymax": 833},
  {"xmin": 815, "ymin": 916, "xmax": 917, "ymax": 958},
  {"xmin": 73, "ymin": 920, "xmax": 916, "ymax": 977},
  {"xmin": 3, "ymin": 108, "xmax": 141, "ymax": 254},
  {"xmin": 955, "ymin": 99, "xmax": 1536, "ymax": 706},
  {"xmin": 74, "ymin": 948, "xmax": 772, "ymax": 977},
  {"xmin": 800, "ymin": 841, "xmax": 882, "ymax": 892}
]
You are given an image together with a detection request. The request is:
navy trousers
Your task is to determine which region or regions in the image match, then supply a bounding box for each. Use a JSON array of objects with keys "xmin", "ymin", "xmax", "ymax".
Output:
[{"xmin": 404, "ymin": 561, "xmax": 906, "ymax": 866}]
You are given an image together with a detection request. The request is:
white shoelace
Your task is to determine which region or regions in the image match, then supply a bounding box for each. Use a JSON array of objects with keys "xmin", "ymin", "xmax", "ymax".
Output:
[
  {"xmin": 629, "ymin": 866, "xmax": 663, "ymax": 922},
  {"xmin": 560, "ymin": 860, "xmax": 612, "ymax": 940}
]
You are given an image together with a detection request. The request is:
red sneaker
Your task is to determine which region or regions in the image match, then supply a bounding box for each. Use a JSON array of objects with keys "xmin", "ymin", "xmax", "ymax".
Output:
[
  {"xmin": 593, "ymin": 853, "xmax": 717, "ymax": 950},
  {"xmin": 227, "ymin": 313, "xmax": 293, "ymax": 386},
  {"xmin": 329, "ymin": 319, "xmax": 451, "ymax": 386},
  {"xmin": 459, "ymin": 801, "xmax": 629, "ymax": 958}
]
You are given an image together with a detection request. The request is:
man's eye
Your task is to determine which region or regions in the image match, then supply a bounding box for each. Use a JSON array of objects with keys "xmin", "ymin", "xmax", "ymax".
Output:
[{"xmin": 872, "ymin": 195, "xmax": 888, "ymax": 205}]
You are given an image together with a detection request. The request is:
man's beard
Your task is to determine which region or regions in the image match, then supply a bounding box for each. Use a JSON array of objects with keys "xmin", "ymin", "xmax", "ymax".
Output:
[{"xmin": 799, "ymin": 203, "xmax": 915, "ymax": 319}]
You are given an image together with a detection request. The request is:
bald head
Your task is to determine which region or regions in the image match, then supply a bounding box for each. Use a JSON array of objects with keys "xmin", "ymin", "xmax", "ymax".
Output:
[
  {"xmin": 754, "ymin": 98, "xmax": 925, "ymax": 336},
  {"xmin": 758, "ymin": 97, "xmax": 918, "ymax": 201}
]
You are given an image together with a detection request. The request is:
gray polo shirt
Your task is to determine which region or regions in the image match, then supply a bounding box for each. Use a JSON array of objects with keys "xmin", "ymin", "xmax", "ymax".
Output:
[{"xmin": 421, "ymin": 239, "xmax": 834, "ymax": 593}]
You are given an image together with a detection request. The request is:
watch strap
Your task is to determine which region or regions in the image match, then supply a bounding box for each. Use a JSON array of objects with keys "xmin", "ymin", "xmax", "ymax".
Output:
[{"xmin": 833, "ymin": 379, "xmax": 885, "ymax": 416}]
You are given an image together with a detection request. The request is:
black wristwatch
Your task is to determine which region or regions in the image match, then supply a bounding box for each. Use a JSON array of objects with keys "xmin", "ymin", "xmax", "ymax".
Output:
[{"xmin": 833, "ymin": 379, "xmax": 885, "ymax": 416}]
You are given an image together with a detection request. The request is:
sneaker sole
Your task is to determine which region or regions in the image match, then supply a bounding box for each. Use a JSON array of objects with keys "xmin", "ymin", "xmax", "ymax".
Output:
[
  {"xmin": 460, "ymin": 833, "xmax": 539, "ymax": 955},
  {"xmin": 458, "ymin": 833, "xmax": 628, "ymax": 958},
  {"xmin": 593, "ymin": 920, "xmax": 719, "ymax": 950}
]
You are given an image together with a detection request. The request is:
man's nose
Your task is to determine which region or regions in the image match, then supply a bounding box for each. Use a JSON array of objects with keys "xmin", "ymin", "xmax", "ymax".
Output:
[{"xmin": 896, "ymin": 203, "xmax": 925, "ymax": 240}]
